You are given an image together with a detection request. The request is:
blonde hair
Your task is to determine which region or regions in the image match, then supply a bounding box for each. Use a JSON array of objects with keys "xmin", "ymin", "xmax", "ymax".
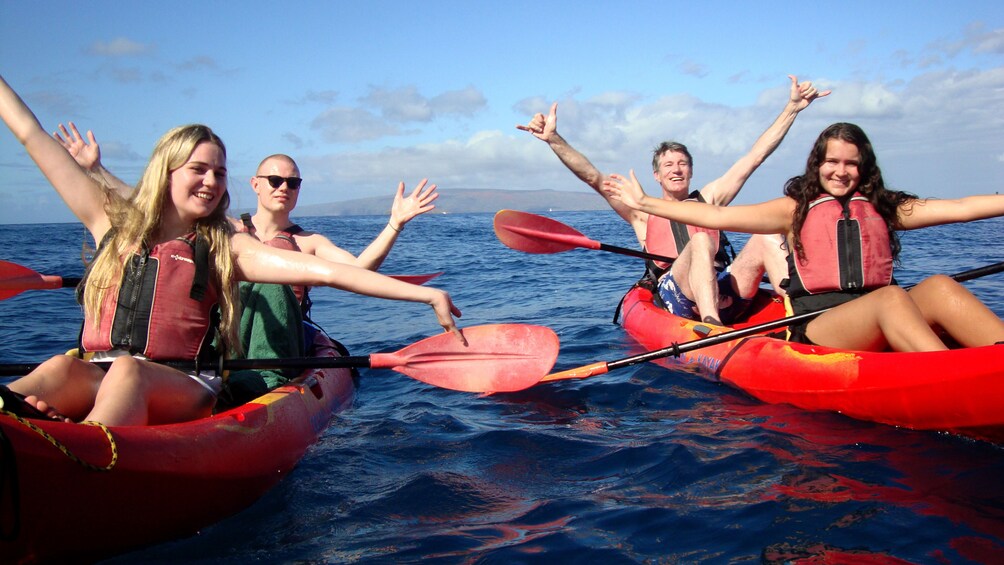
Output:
[{"xmin": 83, "ymin": 125, "xmax": 243, "ymax": 355}]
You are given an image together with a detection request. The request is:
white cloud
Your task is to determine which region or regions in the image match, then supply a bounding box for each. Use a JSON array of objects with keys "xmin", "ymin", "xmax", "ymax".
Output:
[
  {"xmin": 25, "ymin": 90, "xmax": 88, "ymax": 117},
  {"xmin": 310, "ymin": 106, "xmax": 401, "ymax": 143},
  {"xmin": 429, "ymin": 86, "xmax": 486, "ymax": 117},
  {"xmin": 361, "ymin": 85, "xmax": 488, "ymax": 123},
  {"xmin": 292, "ymin": 67, "xmax": 1004, "ymax": 210},
  {"xmin": 969, "ymin": 26, "xmax": 1004, "ymax": 54},
  {"xmin": 677, "ymin": 60, "xmax": 709, "ymax": 78},
  {"xmin": 86, "ymin": 37, "xmax": 151, "ymax": 57}
]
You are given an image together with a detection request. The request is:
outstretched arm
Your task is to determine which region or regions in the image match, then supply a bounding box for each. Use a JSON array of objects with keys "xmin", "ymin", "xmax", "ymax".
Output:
[
  {"xmin": 53, "ymin": 122, "xmax": 134, "ymax": 198},
  {"xmin": 0, "ymin": 75, "xmax": 110, "ymax": 240},
  {"xmin": 603, "ymin": 170, "xmax": 794, "ymax": 235},
  {"xmin": 354, "ymin": 179, "xmax": 439, "ymax": 270},
  {"xmin": 895, "ymin": 194, "xmax": 1004, "ymax": 230},
  {"xmin": 231, "ymin": 233, "xmax": 464, "ymax": 341},
  {"xmin": 701, "ymin": 75, "xmax": 830, "ymax": 206},
  {"xmin": 517, "ymin": 102, "xmax": 641, "ymax": 224}
]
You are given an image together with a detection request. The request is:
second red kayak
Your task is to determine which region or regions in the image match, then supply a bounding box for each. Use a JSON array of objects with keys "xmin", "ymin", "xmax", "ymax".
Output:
[{"xmin": 618, "ymin": 284, "xmax": 1004, "ymax": 444}]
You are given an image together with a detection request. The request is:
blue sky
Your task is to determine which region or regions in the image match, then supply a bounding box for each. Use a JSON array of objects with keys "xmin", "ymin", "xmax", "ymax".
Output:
[{"xmin": 1, "ymin": 1, "xmax": 1002, "ymax": 224}]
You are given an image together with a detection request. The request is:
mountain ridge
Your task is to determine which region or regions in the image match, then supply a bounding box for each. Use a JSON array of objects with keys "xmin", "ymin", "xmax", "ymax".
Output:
[{"xmin": 291, "ymin": 188, "xmax": 607, "ymax": 217}]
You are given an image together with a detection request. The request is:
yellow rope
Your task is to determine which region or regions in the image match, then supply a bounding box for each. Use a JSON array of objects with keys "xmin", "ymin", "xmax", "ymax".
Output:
[{"xmin": 0, "ymin": 411, "xmax": 118, "ymax": 472}]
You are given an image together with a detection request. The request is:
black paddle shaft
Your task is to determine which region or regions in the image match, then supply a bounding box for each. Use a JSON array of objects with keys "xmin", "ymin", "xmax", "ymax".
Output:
[
  {"xmin": 0, "ymin": 355, "xmax": 374, "ymax": 377},
  {"xmin": 598, "ymin": 243, "xmax": 673, "ymax": 263},
  {"xmin": 606, "ymin": 260, "xmax": 1004, "ymax": 372}
]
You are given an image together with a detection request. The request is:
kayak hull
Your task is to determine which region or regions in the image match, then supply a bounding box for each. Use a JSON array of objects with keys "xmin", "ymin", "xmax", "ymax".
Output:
[
  {"xmin": 0, "ymin": 333, "xmax": 356, "ymax": 563},
  {"xmin": 619, "ymin": 285, "xmax": 1004, "ymax": 444}
]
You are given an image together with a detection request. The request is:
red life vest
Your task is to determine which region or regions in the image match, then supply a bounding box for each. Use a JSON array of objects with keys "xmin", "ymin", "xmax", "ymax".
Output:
[
  {"xmin": 80, "ymin": 234, "xmax": 219, "ymax": 360},
  {"xmin": 644, "ymin": 191, "xmax": 732, "ymax": 272},
  {"xmin": 239, "ymin": 213, "xmax": 307, "ymax": 304},
  {"xmin": 787, "ymin": 193, "xmax": 893, "ymax": 301}
]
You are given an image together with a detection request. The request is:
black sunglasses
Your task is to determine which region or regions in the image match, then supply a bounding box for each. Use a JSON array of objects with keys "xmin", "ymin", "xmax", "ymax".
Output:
[{"xmin": 256, "ymin": 175, "xmax": 302, "ymax": 190}]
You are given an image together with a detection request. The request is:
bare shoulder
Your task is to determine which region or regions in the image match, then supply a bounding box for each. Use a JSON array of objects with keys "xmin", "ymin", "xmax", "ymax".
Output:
[
  {"xmin": 229, "ymin": 231, "xmax": 259, "ymax": 254},
  {"xmin": 291, "ymin": 230, "xmax": 327, "ymax": 251}
]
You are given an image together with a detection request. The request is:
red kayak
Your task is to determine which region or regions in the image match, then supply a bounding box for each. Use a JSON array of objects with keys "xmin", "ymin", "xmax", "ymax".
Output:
[
  {"xmin": 0, "ymin": 332, "xmax": 356, "ymax": 563},
  {"xmin": 619, "ymin": 284, "xmax": 1004, "ymax": 444}
]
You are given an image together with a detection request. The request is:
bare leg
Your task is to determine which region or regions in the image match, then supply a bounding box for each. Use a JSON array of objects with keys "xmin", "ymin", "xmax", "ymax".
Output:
[
  {"xmin": 804, "ymin": 286, "xmax": 948, "ymax": 352},
  {"xmin": 8, "ymin": 355, "xmax": 103, "ymax": 420},
  {"xmin": 669, "ymin": 231, "xmax": 720, "ymax": 323},
  {"xmin": 727, "ymin": 234, "xmax": 789, "ymax": 298},
  {"xmin": 85, "ymin": 356, "xmax": 216, "ymax": 426},
  {"xmin": 908, "ymin": 275, "xmax": 1004, "ymax": 347}
]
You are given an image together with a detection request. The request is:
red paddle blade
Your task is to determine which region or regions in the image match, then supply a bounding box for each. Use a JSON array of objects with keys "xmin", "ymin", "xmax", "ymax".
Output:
[
  {"xmin": 493, "ymin": 210, "xmax": 600, "ymax": 254},
  {"xmin": 0, "ymin": 260, "xmax": 64, "ymax": 300},
  {"xmin": 369, "ymin": 323, "xmax": 559, "ymax": 393},
  {"xmin": 388, "ymin": 272, "xmax": 444, "ymax": 286}
]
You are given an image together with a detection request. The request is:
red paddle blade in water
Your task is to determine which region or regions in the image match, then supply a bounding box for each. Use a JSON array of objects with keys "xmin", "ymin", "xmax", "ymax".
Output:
[
  {"xmin": 370, "ymin": 323, "xmax": 560, "ymax": 393},
  {"xmin": 493, "ymin": 210, "xmax": 600, "ymax": 254},
  {"xmin": 387, "ymin": 272, "xmax": 444, "ymax": 285}
]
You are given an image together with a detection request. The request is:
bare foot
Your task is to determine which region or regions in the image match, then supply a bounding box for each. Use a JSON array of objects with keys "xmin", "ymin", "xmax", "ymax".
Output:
[{"xmin": 23, "ymin": 395, "xmax": 72, "ymax": 423}]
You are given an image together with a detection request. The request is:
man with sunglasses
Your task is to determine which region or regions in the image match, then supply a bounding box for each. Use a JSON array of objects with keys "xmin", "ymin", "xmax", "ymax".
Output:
[
  {"xmin": 241, "ymin": 154, "xmax": 439, "ymax": 311},
  {"xmin": 51, "ymin": 126, "xmax": 440, "ymax": 403},
  {"xmin": 222, "ymin": 153, "xmax": 441, "ymax": 402}
]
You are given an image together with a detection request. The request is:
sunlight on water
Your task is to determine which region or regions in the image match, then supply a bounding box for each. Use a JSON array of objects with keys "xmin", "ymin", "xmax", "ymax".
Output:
[{"xmin": 3, "ymin": 212, "xmax": 1004, "ymax": 564}]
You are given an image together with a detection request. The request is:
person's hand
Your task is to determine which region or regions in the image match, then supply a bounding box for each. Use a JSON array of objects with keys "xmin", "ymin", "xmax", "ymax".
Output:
[
  {"xmin": 602, "ymin": 170, "xmax": 649, "ymax": 210},
  {"xmin": 429, "ymin": 289, "xmax": 465, "ymax": 344},
  {"xmin": 516, "ymin": 102, "xmax": 557, "ymax": 142},
  {"xmin": 389, "ymin": 178, "xmax": 439, "ymax": 229},
  {"xmin": 52, "ymin": 122, "xmax": 101, "ymax": 171},
  {"xmin": 788, "ymin": 75, "xmax": 831, "ymax": 112}
]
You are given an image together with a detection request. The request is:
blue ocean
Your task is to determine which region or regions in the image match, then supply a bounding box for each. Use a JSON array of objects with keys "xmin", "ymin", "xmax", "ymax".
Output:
[{"xmin": 2, "ymin": 211, "xmax": 1004, "ymax": 564}]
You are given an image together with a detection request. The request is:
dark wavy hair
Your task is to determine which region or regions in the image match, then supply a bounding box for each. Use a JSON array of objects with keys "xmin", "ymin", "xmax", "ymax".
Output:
[{"xmin": 783, "ymin": 122, "xmax": 916, "ymax": 261}]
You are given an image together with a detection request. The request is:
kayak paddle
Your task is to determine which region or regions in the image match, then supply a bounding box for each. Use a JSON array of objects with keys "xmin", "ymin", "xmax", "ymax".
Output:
[
  {"xmin": 539, "ymin": 260, "xmax": 1004, "ymax": 384},
  {"xmin": 0, "ymin": 323, "xmax": 560, "ymax": 394},
  {"xmin": 0, "ymin": 260, "xmax": 81, "ymax": 300},
  {"xmin": 493, "ymin": 209, "xmax": 674, "ymax": 263},
  {"xmin": 0, "ymin": 259, "xmax": 444, "ymax": 300},
  {"xmin": 385, "ymin": 271, "xmax": 444, "ymax": 285}
]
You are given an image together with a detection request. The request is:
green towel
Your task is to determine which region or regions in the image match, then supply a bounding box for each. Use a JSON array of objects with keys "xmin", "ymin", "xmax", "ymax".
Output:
[{"xmin": 224, "ymin": 282, "xmax": 305, "ymax": 404}]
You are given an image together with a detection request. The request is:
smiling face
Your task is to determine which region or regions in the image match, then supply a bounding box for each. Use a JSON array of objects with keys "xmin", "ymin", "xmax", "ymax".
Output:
[
  {"xmin": 168, "ymin": 141, "xmax": 228, "ymax": 223},
  {"xmin": 653, "ymin": 149, "xmax": 693, "ymax": 200},
  {"xmin": 818, "ymin": 138, "xmax": 861, "ymax": 198},
  {"xmin": 252, "ymin": 156, "xmax": 301, "ymax": 214}
]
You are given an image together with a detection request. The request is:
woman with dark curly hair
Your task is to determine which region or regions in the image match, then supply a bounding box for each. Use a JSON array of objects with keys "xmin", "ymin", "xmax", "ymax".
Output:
[{"xmin": 602, "ymin": 122, "xmax": 1004, "ymax": 352}]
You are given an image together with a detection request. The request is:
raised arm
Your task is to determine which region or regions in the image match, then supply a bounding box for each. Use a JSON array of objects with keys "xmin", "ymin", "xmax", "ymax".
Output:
[
  {"xmin": 231, "ymin": 233, "xmax": 463, "ymax": 340},
  {"xmin": 53, "ymin": 122, "xmax": 134, "ymax": 199},
  {"xmin": 701, "ymin": 75, "xmax": 830, "ymax": 206},
  {"xmin": 603, "ymin": 170, "xmax": 794, "ymax": 235},
  {"xmin": 0, "ymin": 75, "xmax": 110, "ymax": 239},
  {"xmin": 354, "ymin": 179, "xmax": 439, "ymax": 270},
  {"xmin": 517, "ymin": 102, "xmax": 642, "ymax": 224}
]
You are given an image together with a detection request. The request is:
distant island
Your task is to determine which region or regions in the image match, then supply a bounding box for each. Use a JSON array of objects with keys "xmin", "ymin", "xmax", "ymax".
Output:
[{"xmin": 290, "ymin": 188, "xmax": 607, "ymax": 217}]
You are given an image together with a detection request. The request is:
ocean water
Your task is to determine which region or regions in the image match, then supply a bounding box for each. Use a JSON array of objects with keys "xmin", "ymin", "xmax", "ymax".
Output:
[{"xmin": 2, "ymin": 211, "xmax": 1004, "ymax": 564}]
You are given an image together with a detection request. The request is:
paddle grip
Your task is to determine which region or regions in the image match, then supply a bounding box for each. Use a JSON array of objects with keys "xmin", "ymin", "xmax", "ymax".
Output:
[{"xmin": 539, "ymin": 362, "xmax": 609, "ymax": 382}]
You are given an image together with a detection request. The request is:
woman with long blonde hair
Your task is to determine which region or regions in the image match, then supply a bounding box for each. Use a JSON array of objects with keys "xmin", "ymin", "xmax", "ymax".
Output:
[{"xmin": 0, "ymin": 74, "xmax": 462, "ymax": 426}]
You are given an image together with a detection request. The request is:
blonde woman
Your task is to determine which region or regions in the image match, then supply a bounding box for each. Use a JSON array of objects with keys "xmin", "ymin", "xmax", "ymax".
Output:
[{"xmin": 0, "ymin": 74, "xmax": 462, "ymax": 426}]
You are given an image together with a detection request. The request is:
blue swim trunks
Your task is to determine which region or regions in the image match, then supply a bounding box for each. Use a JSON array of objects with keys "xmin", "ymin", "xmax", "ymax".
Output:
[{"xmin": 657, "ymin": 268, "xmax": 752, "ymax": 325}]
